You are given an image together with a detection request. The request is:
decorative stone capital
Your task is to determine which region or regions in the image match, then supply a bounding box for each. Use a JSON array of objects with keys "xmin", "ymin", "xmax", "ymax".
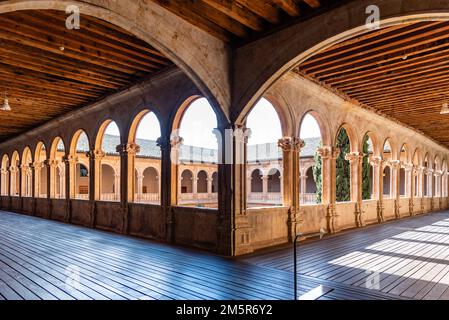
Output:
[
  {"xmin": 232, "ymin": 125, "xmax": 251, "ymax": 144},
  {"xmin": 44, "ymin": 159, "xmax": 59, "ymax": 168},
  {"xmin": 32, "ymin": 161, "xmax": 44, "ymax": 169},
  {"xmin": 278, "ymin": 137, "xmax": 305, "ymax": 152},
  {"xmin": 170, "ymin": 134, "xmax": 184, "ymax": 149},
  {"xmin": 434, "ymin": 170, "xmax": 444, "ymax": 177},
  {"xmin": 403, "ymin": 163, "xmax": 414, "ymax": 172},
  {"xmin": 369, "ymin": 156, "xmax": 382, "ymax": 168},
  {"xmin": 8, "ymin": 166, "xmax": 18, "ymax": 173},
  {"xmin": 318, "ymin": 146, "xmax": 340, "ymax": 160},
  {"xmin": 414, "ymin": 166, "xmax": 425, "ymax": 175},
  {"xmin": 388, "ymin": 160, "xmax": 401, "ymax": 169},
  {"xmin": 86, "ymin": 149, "xmax": 105, "ymax": 160},
  {"xmin": 345, "ymin": 152, "xmax": 363, "ymax": 164},
  {"xmin": 156, "ymin": 136, "xmax": 170, "ymax": 151},
  {"xmin": 63, "ymin": 155, "xmax": 77, "ymax": 164},
  {"xmin": 116, "ymin": 143, "xmax": 140, "ymax": 155}
]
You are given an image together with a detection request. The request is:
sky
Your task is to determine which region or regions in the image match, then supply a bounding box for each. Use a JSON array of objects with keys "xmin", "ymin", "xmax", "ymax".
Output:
[{"xmin": 103, "ymin": 98, "xmax": 322, "ymax": 149}]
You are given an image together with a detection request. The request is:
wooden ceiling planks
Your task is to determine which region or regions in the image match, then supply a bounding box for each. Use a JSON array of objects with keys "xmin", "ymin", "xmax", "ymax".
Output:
[
  {"xmin": 297, "ymin": 21, "xmax": 449, "ymax": 147},
  {"xmin": 151, "ymin": 0, "xmax": 332, "ymax": 43},
  {"xmin": 0, "ymin": 10, "xmax": 173, "ymax": 141}
]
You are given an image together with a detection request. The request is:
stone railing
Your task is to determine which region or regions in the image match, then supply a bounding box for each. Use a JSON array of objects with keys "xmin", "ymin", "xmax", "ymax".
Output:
[
  {"xmin": 300, "ymin": 193, "xmax": 317, "ymax": 204},
  {"xmin": 247, "ymin": 192, "xmax": 282, "ymax": 205},
  {"xmin": 75, "ymin": 194, "xmax": 89, "ymax": 200},
  {"xmin": 101, "ymin": 193, "xmax": 120, "ymax": 202},
  {"xmin": 134, "ymin": 193, "xmax": 160, "ymax": 205},
  {"xmin": 178, "ymin": 193, "xmax": 218, "ymax": 205}
]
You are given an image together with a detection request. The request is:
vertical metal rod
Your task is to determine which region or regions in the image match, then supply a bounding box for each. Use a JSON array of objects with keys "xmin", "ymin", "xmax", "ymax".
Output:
[{"xmin": 294, "ymin": 233, "xmax": 301, "ymax": 300}]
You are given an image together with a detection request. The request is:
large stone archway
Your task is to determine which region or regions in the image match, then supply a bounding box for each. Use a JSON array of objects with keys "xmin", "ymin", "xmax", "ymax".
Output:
[
  {"xmin": 233, "ymin": 0, "xmax": 449, "ymax": 122},
  {"xmin": 0, "ymin": 0, "xmax": 231, "ymax": 119}
]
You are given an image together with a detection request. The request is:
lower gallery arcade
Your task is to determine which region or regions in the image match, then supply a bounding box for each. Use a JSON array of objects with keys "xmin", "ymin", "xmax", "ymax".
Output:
[{"xmin": 1, "ymin": 69, "xmax": 448, "ymax": 257}]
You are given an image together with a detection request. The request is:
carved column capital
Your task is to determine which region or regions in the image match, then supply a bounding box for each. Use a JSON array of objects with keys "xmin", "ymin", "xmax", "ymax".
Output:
[
  {"xmin": 63, "ymin": 155, "xmax": 78, "ymax": 164},
  {"xmin": 86, "ymin": 149, "xmax": 105, "ymax": 160},
  {"xmin": 170, "ymin": 134, "xmax": 184, "ymax": 149},
  {"xmin": 232, "ymin": 125, "xmax": 251, "ymax": 144},
  {"xmin": 317, "ymin": 146, "xmax": 340, "ymax": 160},
  {"xmin": 388, "ymin": 160, "xmax": 401, "ymax": 169},
  {"xmin": 116, "ymin": 143, "xmax": 140, "ymax": 155},
  {"xmin": 344, "ymin": 152, "xmax": 363, "ymax": 164},
  {"xmin": 434, "ymin": 170, "xmax": 443, "ymax": 177},
  {"xmin": 278, "ymin": 137, "xmax": 305, "ymax": 152},
  {"xmin": 156, "ymin": 136, "xmax": 170, "ymax": 151},
  {"xmin": 403, "ymin": 163, "xmax": 414, "ymax": 172},
  {"xmin": 369, "ymin": 156, "xmax": 382, "ymax": 167}
]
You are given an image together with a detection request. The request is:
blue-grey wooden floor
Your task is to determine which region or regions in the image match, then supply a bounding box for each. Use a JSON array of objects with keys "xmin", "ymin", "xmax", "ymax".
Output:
[{"xmin": 0, "ymin": 210, "xmax": 404, "ymax": 300}]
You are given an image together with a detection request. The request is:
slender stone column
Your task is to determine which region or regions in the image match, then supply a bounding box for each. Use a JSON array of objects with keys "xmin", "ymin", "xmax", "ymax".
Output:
[
  {"xmin": 404, "ymin": 164, "xmax": 414, "ymax": 215},
  {"xmin": 278, "ymin": 137, "xmax": 304, "ymax": 239},
  {"xmin": 169, "ymin": 135, "xmax": 183, "ymax": 206},
  {"xmin": 388, "ymin": 160, "xmax": 401, "ymax": 218},
  {"xmin": 345, "ymin": 152, "xmax": 364, "ymax": 227},
  {"xmin": 207, "ymin": 177, "xmax": 213, "ymax": 194},
  {"xmin": 318, "ymin": 146, "xmax": 340, "ymax": 233},
  {"xmin": 136, "ymin": 174, "xmax": 144, "ymax": 202},
  {"xmin": 63, "ymin": 155, "xmax": 76, "ymax": 221},
  {"xmin": 116, "ymin": 143, "xmax": 140, "ymax": 233},
  {"xmin": 216, "ymin": 125, "xmax": 252, "ymax": 256},
  {"xmin": 369, "ymin": 156, "xmax": 383, "ymax": 221},
  {"xmin": 86, "ymin": 149, "xmax": 105, "ymax": 227}
]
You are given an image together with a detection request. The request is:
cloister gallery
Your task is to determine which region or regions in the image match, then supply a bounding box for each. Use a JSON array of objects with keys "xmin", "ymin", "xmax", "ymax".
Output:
[{"xmin": 2, "ymin": 0, "xmax": 449, "ymax": 301}]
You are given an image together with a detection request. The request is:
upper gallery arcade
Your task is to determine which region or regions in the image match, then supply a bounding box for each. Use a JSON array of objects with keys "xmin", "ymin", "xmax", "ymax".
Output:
[{"xmin": 1, "ymin": 0, "xmax": 449, "ymax": 256}]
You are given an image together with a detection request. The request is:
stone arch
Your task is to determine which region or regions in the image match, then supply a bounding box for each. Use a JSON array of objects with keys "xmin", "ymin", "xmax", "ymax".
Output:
[
  {"xmin": 233, "ymin": 0, "xmax": 449, "ymax": 123},
  {"xmin": 21, "ymin": 147, "xmax": 33, "ymax": 197},
  {"xmin": 382, "ymin": 138, "xmax": 396, "ymax": 162},
  {"xmin": 10, "ymin": 151, "xmax": 20, "ymax": 197},
  {"xmin": 127, "ymin": 109, "xmax": 162, "ymax": 145},
  {"xmin": 95, "ymin": 119, "xmax": 121, "ymax": 151},
  {"xmin": 267, "ymin": 168, "xmax": 281, "ymax": 193},
  {"xmin": 250, "ymin": 169, "xmax": 263, "ymax": 193},
  {"xmin": 49, "ymin": 137, "xmax": 66, "ymax": 199},
  {"xmin": 400, "ymin": 143, "xmax": 410, "ymax": 164},
  {"xmin": 0, "ymin": 0, "xmax": 230, "ymax": 118},
  {"xmin": 1, "ymin": 154, "xmax": 10, "ymax": 196},
  {"xmin": 335, "ymin": 124, "xmax": 357, "ymax": 153},
  {"xmin": 181, "ymin": 169, "xmax": 193, "ymax": 194},
  {"xmin": 69, "ymin": 130, "xmax": 90, "ymax": 200},
  {"xmin": 142, "ymin": 167, "xmax": 159, "ymax": 195},
  {"xmin": 34, "ymin": 142, "xmax": 48, "ymax": 198},
  {"xmin": 197, "ymin": 170, "xmax": 208, "ymax": 194},
  {"xmin": 361, "ymin": 131, "xmax": 380, "ymax": 157},
  {"xmin": 299, "ymin": 110, "xmax": 331, "ymax": 147}
]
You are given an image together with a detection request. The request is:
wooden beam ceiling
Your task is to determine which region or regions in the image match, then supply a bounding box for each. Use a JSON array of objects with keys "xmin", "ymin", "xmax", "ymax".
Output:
[
  {"xmin": 151, "ymin": 0, "xmax": 336, "ymax": 43},
  {"xmin": 0, "ymin": 10, "xmax": 173, "ymax": 141},
  {"xmin": 297, "ymin": 21, "xmax": 449, "ymax": 148}
]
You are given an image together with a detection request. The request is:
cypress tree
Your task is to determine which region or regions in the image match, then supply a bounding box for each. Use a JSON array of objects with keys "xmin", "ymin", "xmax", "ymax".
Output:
[
  {"xmin": 336, "ymin": 129, "xmax": 350, "ymax": 202},
  {"xmin": 362, "ymin": 136, "xmax": 372, "ymax": 200},
  {"xmin": 313, "ymin": 142, "xmax": 322, "ymax": 203}
]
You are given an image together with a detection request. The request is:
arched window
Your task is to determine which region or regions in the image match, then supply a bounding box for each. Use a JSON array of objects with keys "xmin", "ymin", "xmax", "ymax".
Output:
[
  {"xmin": 35, "ymin": 142, "xmax": 47, "ymax": 198},
  {"xmin": 129, "ymin": 111, "xmax": 161, "ymax": 205},
  {"xmin": 197, "ymin": 170, "xmax": 208, "ymax": 193},
  {"xmin": 399, "ymin": 168, "xmax": 406, "ymax": 197},
  {"xmin": 21, "ymin": 148, "xmax": 33, "ymax": 197},
  {"xmin": 267, "ymin": 168, "xmax": 281, "ymax": 193},
  {"xmin": 181, "ymin": 170, "xmax": 193, "ymax": 194},
  {"xmin": 382, "ymin": 140, "xmax": 392, "ymax": 198},
  {"xmin": 212, "ymin": 172, "xmax": 218, "ymax": 193},
  {"xmin": 101, "ymin": 164, "xmax": 117, "ymax": 201},
  {"xmin": 98, "ymin": 121, "xmax": 120, "ymax": 202},
  {"xmin": 1, "ymin": 155, "xmax": 9, "ymax": 196},
  {"xmin": 300, "ymin": 113, "xmax": 322, "ymax": 204},
  {"xmin": 176, "ymin": 98, "xmax": 218, "ymax": 208},
  {"xmin": 424, "ymin": 154, "xmax": 430, "ymax": 197},
  {"xmin": 246, "ymin": 98, "xmax": 283, "ymax": 207},
  {"xmin": 70, "ymin": 131, "xmax": 89, "ymax": 200},
  {"xmin": 413, "ymin": 150, "xmax": 420, "ymax": 197},
  {"xmin": 336, "ymin": 128, "xmax": 351, "ymax": 202},
  {"xmin": 250, "ymin": 169, "xmax": 263, "ymax": 193},
  {"xmin": 50, "ymin": 138, "xmax": 66, "ymax": 199},
  {"xmin": 362, "ymin": 134, "xmax": 375, "ymax": 200},
  {"xmin": 10, "ymin": 151, "xmax": 20, "ymax": 197}
]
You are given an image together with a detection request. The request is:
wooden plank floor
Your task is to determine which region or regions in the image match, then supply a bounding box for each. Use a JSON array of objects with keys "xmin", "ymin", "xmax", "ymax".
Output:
[
  {"xmin": 0, "ymin": 211, "xmax": 401, "ymax": 300},
  {"xmin": 244, "ymin": 211, "xmax": 449, "ymax": 300}
]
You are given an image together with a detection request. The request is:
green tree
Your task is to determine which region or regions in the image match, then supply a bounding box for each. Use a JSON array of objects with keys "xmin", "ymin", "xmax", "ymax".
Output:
[
  {"xmin": 362, "ymin": 136, "xmax": 372, "ymax": 200},
  {"xmin": 313, "ymin": 142, "xmax": 322, "ymax": 203},
  {"xmin": 336, "ymin": 129, "xmax": 350, "ymax": 202}
]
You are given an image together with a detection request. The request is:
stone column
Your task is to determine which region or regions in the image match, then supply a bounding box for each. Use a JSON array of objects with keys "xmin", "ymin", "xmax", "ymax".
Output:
[
  {"xmin": 215, "ymin": 125, "xmax": 252, "ymax": 256},
  {"xmin": 169, "ymin": 135, "xmax": 184, "ymax": 206},
  {"xmin": 278, "ymin": 137, "xmax": 304, "ymax": 239},
  {"xmin": 345, "ymin": 152, "xmax": 364, "ymax": 227},
  {"xmin": 47, "ymin": 160, "xmax": 59, "ymax": 199},
  {"xmin": 389, "ymin": 160, "xmax": 401, "ymax": 219},
  {"xmin": 318, "ymin": 146, "xmax": 340, "ymax": 233},
  {"xmin": 63, "ymin": 155, "xmax": 76, "ymax": 222},
  {"xmin": 369, "ymin": 156, "xmax": 383, "ymax": 222},
  {"xmin": 86, "ymin": 149, "xmax": 104, "ymax": 227},
  {"xmin": 136, "ymin": 174, "xmax": 144, "ymax": 202},
  {"xmin": 404, "ymin": 164, "xmax": 414, "ymax": 215},
  {"xmin": 261, "ymin": 175, "xmax": 268, "ymax": 201},
  {"xmin": 116, "ymin": 143, "xmax": 140, "ymax": 233},
  {"xmin": 207, "ymin": 177, "xmax": 213, "ymax": 194}
]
